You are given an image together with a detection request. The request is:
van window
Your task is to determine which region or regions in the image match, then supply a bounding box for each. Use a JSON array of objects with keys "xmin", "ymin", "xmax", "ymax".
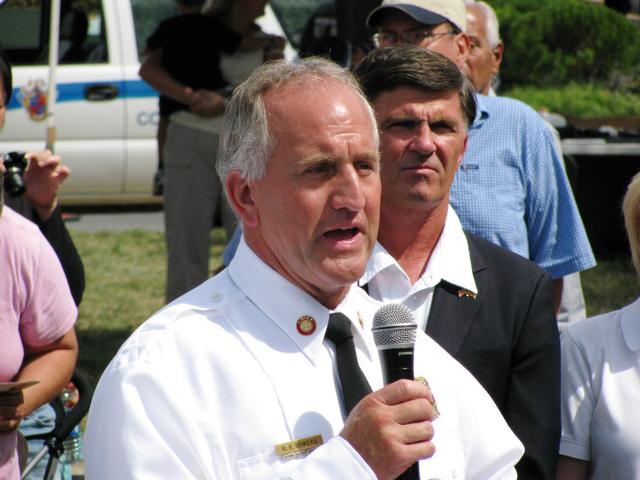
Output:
[
  {"xmin": 0, "ymin": 0, "xmax": 108, "ymax": 65},
  {"xmin": 130, "ymin": 0, "xmax": 176, "ymax": 60}
]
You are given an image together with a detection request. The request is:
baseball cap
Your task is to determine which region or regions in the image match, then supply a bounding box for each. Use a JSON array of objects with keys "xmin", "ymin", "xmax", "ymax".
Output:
[{"xmin": 366, "ymin": 0, "xmax": 467, "ymax": 33}]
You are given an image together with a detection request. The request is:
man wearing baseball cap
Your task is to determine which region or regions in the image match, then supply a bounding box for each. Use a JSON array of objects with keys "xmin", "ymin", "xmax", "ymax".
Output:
[
  {"xmin": 363, "ymin": 1, "xmax": 595, "ymax": 479},
  {"xmin": 367, "ymin": 1, "xmax": 469, "ymax": 66},
  {"xmin": 368, "ymin": 0, "xmax": 467, "ymax": 32}
]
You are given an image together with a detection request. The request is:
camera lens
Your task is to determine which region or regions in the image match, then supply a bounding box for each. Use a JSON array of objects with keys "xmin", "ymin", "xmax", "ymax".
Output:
[
  {"xmin": 4, "ymin": 167, "xmax": 27, "ymax": 197},
  {"xmin": 2, "ymin": 151, "xmax": 28, "ymax": 197}
]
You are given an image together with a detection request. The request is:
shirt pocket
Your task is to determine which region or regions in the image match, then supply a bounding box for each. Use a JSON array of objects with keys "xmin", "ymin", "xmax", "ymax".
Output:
[{"xmin": 237, "ymin": 451, "xmax": 299, "ymax": 480}]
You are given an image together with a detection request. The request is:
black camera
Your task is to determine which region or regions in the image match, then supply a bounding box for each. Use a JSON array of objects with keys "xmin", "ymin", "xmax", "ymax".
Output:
[{"xmin": 2, "ymin": 151, "xmax": 28, "ymax": 198}]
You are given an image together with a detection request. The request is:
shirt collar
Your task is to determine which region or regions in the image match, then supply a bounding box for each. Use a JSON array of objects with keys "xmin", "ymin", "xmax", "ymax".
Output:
[
  {"xmin": 359, "ymin": 242, "xmax": 398, "ymax": 286},
  {"xmin": 427, "ymin": 207, "xmax": 477, "ymax": 293},
  {"xmin": 620, "ymin": 297, "xmax": 640, "ymax": 352},
  {"xmin": 360, "ymin": 206, "xmax": 477, "ymax": 295},
  {"xmin": 228, "ymin": 236, "xmax": 376, "ymax": 363},
  {"xmin": 471, "ymin": 92, "xmax": 490, "ymax": 127}
]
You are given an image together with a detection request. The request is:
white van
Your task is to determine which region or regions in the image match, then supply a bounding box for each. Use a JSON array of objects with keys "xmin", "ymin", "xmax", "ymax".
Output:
[{"xmin": 0, "ymin": 0, "xmax": 297, "ymax": 205}]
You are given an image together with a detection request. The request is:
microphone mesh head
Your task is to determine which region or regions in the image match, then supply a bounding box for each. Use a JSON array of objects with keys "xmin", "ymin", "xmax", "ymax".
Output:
[{"xmin": 372, "ymin": 303, "xmax": 417, "ymax": 348}]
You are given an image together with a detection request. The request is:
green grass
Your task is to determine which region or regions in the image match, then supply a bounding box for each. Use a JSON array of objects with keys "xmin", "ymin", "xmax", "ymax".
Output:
[
  {"xmin": 70, "ymin": 229, "xmax": 639, "ymax": 387},
  {"xmin": 72, "ymin": 228, "xmax": 228, "ymax": 386},
  {"xmin": 582, "ymin": 256, "xmax": 639, "ymax": 317}
]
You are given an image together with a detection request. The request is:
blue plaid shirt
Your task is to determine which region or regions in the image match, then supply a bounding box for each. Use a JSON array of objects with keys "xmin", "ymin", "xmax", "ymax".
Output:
[{"xmin": 450, "ymin": 94, "xmax": 596, "ymax": 279}]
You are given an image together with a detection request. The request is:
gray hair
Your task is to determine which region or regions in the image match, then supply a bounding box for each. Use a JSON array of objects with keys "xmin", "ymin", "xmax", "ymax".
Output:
[
  {"xmin": 623, "ymin": 171, "xmax": 640, "ymax": 275},
  {"xmin": 216, "ymin": 57, "xmax": 379, "ymax": 187},
  {"xmin": 354, "ymin": 45, "xmax": 477, "ymax": 128},
  {"xmin": 465, "ymin": 0, "xmax": 502, "ymax": 48}
]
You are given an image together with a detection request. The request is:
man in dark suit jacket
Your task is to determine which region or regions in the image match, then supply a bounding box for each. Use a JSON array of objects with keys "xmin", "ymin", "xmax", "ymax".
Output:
[{"xmin": 355, "ymin": 45, "xmax": 560, "ymax": 480}]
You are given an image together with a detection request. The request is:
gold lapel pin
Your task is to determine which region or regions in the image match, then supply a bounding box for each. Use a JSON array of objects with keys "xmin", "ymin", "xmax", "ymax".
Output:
[{"xmin": 457, "ymin": 289, "xmax": 477, "ymax": 299}]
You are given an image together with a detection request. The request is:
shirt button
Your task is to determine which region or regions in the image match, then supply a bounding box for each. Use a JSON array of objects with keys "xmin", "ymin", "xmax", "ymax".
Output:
[{"xmin": 211, "ymin": 292, "xmax": 224, "ymax": 303}]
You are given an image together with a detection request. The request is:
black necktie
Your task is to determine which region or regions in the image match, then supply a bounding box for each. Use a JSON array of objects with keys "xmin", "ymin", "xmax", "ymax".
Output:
[{"xmin": 325, "ymin": 312, "xmax": 373, "ymax": 415}]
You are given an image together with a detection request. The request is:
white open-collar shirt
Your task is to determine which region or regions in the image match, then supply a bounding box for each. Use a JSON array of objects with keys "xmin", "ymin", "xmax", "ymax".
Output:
[
  {"xmin": 361, "ymin": 206, "xmax": 478, "ymax": 331},
  {"xmin": 560, "ymin": 296, "xmax": 640, "ymax": 479}
]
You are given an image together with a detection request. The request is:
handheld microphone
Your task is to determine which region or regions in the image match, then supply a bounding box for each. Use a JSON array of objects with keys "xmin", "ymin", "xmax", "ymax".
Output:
[
  {"xmin": 372, "ymin": 303, "xmax": 420, "ymax": 480},
  {"xmin": 372, "ymin": 303, "xmax": 417, "ymax": 384}
]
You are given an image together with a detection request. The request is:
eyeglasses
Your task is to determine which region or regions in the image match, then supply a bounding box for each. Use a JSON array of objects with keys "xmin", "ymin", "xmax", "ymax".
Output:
[{"xmin": 373, "ymin": 30, "xmax": 456, "ymax": 48}]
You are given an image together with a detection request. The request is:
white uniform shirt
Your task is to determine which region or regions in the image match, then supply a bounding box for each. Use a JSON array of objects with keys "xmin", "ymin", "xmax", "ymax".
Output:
[
  {"xmin": 560, "ymin": 296, "xmax": 640, "ymax": 479},
  {"xmin": 360, "ymin": 207, "xmax": 478, "ymax": 331},
  {"xmin": 84, "ymin": 238, "xmax": 522, "ymax": 479}
]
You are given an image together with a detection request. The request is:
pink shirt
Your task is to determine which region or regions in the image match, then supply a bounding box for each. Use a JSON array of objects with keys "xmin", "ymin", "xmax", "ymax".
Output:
[{"xmin": 0, "ymin": 206, "xmax": 77, "ymax": 479}]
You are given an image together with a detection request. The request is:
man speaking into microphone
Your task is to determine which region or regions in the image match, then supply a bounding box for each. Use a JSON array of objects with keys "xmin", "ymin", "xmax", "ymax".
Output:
[{"xmin": 83, "ymin": 57, "xmax": 522, "ymax": 479}]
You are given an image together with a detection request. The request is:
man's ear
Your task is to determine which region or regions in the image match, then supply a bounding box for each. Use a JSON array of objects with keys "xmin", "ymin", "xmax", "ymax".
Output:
[
  {"xmin": 226, "ymin": 171, "xmax": 259, "ymax": 228},
  {"xmin": 491, "ymin": 42, "xmax": 504, "ymax": 77},
  {"xmin": 455, "ymin": 32, "xmax": 472, "ymax": 68},
  {"xmin": 457, "ymin": 134, "xmax": 469, "ymax": 168}
]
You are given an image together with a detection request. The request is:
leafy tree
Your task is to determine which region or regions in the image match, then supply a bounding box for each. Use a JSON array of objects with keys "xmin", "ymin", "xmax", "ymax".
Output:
[{"xmin": 489, "ymin": 0, "xmax": 640, "ymax": 90}]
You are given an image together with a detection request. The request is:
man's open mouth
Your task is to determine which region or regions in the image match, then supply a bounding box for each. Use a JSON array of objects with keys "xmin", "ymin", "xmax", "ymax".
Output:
[{"xmin": 324, "ymin": 227, "xmax": 360, "ymax": 241}]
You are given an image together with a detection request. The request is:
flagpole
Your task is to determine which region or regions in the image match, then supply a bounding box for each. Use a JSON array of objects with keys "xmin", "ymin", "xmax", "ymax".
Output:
[{"xmin": 45, "ymin": 0, "xmax": 60, "ymax": 152}]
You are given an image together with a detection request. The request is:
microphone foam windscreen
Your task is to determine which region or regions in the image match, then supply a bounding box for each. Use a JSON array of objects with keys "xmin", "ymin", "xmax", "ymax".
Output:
[{"xmin": 372, "ymin": 303, "xmax": 417, "ymax": 348}]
